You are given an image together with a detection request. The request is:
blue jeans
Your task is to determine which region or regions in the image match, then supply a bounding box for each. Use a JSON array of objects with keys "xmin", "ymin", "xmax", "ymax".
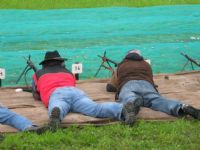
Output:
[
  {"xmin": 48, "ymin": 87, "xmax": 123, "ymax": 120},
  {"xmin": 118, "ymin": 80, "xmax": 183, "ymax": 117},
  {"xmin": 0, "ymin": 104, "xmax": 34, "ymax": 131}
]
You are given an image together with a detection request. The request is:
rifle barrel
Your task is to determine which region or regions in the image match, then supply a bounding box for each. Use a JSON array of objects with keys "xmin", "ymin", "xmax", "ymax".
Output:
[
  {"xmin": 106, "ymin": 58, "xmax": 118, "ymax": 66},
  {"xmin": 181, "ymin": 52, "xmax": 200, "ymax": 66},
  {"xmin": 27, "ymin": 60, "xmax": 37, "ymax": 72},
  {"xmin": 16, "ymin": 56, "xmax": 37, "ymax": 84},
  {"xmin": 97, "ymin": 55, "xmax": 118, "ymax": 66}
]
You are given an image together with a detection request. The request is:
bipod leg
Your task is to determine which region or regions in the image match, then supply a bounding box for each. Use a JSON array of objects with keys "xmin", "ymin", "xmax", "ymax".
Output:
[
  {"xmin": 181, "ymin": 61, "xmax": 189, "ymax": 71},
  {"xmin": 94, "ymin": 62, "xmax": 104, "ymax": 77},
  {"xmin": 106, "ymin": 61, "xmax": 113, "ymax": 71},
  {"xmin": 24, "ymin": 67, "xmax": 32, "ymax": 87},
  {"xmin": 16, "ymin": 65, "xmax": 29, "ymax": 84},
  {"xmin": 191, "ymin": 62, "xmax": 194, "ymax": 70}
]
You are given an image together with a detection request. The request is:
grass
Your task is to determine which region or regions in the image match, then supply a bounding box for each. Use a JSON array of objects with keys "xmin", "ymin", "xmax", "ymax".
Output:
[
  {"xmin": 0, "ymin": 0, "xmax": 200, "ymax": 9},
  {"xmin": 0, "ymin": 119, "xmax": 200, "ymax": 150}
]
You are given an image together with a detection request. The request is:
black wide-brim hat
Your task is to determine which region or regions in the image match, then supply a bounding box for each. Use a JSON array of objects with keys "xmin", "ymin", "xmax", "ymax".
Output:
[{"xmin": 39, "ymin": 50, "xmax": 68, "ymax": 65}]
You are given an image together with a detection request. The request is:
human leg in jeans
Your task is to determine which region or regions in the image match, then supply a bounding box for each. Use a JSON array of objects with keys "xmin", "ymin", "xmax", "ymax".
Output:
[
  {"xmin": 139, "ymin": 81, "xmax": 183, "ymax": 116},
  {"xmin": 48, "ymin": 87, "xmax": 137, "ymax": 129},
  {"xmin": 48, "ymin": 87, "xmax": 73, "ymax": 130},
  {"xmin": 71, "ymin": 87, "xmax": 123, "ymax": 120},
  {"xmin": 0, "ymin": 105, "xmax": 37, "ymax": 131},
  {"xmin": 118, "ymin": 79, "xmax": 198, "ymax": 120},
  {"xmin": 70, "ymin": 87, "xmax": 140, "ymax": 124},
  {"xmin": 120, "ymin": 80, "xmax": 200, "ymax": 119},
  {"xmin": 142, "ymin": 82, "xmax": 200, "ymax": 118},
  {"xmin": 118, "ymin": 81, "xmax": 144, "ymax": 119}
]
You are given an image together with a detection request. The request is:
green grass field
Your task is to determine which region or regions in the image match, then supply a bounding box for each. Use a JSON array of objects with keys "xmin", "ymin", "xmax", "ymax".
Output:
[
  {"xmin": 0, "ymin": 119, "xmax": 200, "ymax": 150},
  {"xmin": 0, "ymin": 0, "xmax": 200, "ymax": 9}
]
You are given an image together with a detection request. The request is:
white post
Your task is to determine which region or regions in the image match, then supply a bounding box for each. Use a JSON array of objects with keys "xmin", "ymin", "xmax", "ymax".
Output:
[
  {"xmin": 0, "ymin": 68, "xmax": 5, "ymax": 87},
  {"xmin": 72, "ymin": 63, "xmax": 83, "ymax": 80}
]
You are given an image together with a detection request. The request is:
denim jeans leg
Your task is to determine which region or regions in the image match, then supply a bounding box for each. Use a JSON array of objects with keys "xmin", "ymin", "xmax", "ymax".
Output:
[
  {"xmin": 0, "ymin": 106, "xmax": 33, "ymax": 131},
  {"xmin": 71, "ymin": 88, "xmax": 123, "ymax": 120},
  {"xmin": 48, "ymin": 88, "xmax": 72, "ymax": 120},
  {"xmin": 119, "ymin": 80, "xmax": 183, "ymax": 117},
  {"xmin": 142, "ymin": 87, "xmax": 183, "ymax": 117},
  {"xmin": 118, "ymin": 82, "xmax": 141, "ymax": 104}
]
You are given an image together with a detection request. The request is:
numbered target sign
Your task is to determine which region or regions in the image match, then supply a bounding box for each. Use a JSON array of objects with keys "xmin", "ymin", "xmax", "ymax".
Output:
[
  {"xmin": 72, "ymin": 63, "xmax": 83, "ymax": 74},
  {"xmin": 0, "ymin": 68, "xmax": 5, "ymax": 79}
]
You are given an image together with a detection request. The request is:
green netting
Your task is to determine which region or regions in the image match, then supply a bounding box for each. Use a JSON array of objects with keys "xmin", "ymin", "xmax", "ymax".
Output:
[{"xmin": 0, "ymin": 5, "xmax": 200, "ymax": 86}]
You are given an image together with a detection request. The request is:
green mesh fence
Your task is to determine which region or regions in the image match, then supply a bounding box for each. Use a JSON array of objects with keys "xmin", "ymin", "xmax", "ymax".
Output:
[{"xmin": 0, "ymin": 5, "xmax": 200, "ymax": 86}]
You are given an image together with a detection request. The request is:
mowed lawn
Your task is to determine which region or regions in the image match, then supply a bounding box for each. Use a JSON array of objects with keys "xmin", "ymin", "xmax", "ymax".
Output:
[
  {"xmin": 0, "ymin": 0, "xmax": 200, "ymax": 9},
  {"xmin": 0, "ymin": 119, "xmax": 200, "ymax": 150}
]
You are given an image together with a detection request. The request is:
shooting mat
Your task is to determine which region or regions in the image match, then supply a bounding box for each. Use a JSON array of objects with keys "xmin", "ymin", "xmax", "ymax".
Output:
[{"xmin": 1, "ymin": 71, "xmax": 200, "ymax": 132}]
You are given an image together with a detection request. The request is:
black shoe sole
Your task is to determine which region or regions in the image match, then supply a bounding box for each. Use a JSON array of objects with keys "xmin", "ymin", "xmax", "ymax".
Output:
[
  {"xmin": 0, "ymin": 134, "xmax": 5, "ymax": 142},
  {"xmin": 183, "ymin": 106, "xmax": 200, "ymax": 120},
  {"xmin": 132, "ymin": 97, "xmax": 143, "ymax": 114},
  {"xmin": 194, "ymin": 109, "xmax": 200, "ymax": 120},
  {"xmin": 123, "ymin": 98, "xmax": 142, "ymax": 125},
  {"xmin": 26, "ymin": 126, "xmax": 49, "ymax": 134},
  {"xmin": 49, "ymin": 107, "xmax": 61, "ymax": 131}
]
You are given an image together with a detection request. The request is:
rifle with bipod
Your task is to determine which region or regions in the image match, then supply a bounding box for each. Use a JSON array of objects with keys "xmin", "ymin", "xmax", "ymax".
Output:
[
  {"xmin": 94, "ymin": 51, "xmax": 118, "ymax": 77},
  {"xmin": 16, "ymin": 55, "xmax": 37, "ymax": 92},
  {"xmin": 181, "ymin": 52, "xmax": 200, "ymax": 71}
]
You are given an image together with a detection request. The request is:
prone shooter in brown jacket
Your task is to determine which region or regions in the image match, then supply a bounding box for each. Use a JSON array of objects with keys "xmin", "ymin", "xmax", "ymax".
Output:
[{"xmin": 106, "ymin": 49, "xmax": 200, "ymax": 123}]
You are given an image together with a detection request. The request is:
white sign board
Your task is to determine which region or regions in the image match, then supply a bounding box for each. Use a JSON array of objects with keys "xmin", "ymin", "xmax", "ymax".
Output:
[
  {"xmin": 0, "ymin": 68, "xmax": 5, "ymax": 79},
  {"xmin": 72, "ymin": 63, "xmax": 83, "ymax": 74},
  {"xmin": 145, "ymin": 59, "xmax": 151, "ymax": 65}
]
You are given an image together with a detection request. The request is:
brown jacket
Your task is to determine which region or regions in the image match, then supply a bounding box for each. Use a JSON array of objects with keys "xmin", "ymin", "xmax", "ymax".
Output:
[{"xmin": 117, "ymin": 59, "xmax": 155, "ymax": 90}]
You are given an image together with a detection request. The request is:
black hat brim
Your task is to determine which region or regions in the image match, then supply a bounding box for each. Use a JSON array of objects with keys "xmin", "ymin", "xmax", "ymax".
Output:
[{"xmin": 39, "ymin": 57, "xmax": 67, "ymax": 65}]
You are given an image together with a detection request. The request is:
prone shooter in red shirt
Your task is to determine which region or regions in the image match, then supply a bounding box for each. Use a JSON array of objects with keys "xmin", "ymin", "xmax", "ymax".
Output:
[{"xmin": 32, "ymin": 50, "xmax": 141, "ymax": 131}]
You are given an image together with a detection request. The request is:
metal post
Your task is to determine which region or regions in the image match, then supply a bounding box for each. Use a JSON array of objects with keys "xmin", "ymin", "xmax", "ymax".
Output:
[
  {"xmin": 75, "ymin": 74, "xmax": 79, "ymax": 80},
  {"xmin": 0, "ymin": 68, "xmax": 5, "ymax": 87},
  {"xmin": 72, "ymin": 62, "xmax": 82, "ymax": 80}
]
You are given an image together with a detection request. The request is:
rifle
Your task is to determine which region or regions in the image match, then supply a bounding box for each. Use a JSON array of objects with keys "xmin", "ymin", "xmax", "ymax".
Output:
[
  {"xmin": 181, "ymin": 52, "xmax": 200, "ymax": 71},
  {"xmin": 94, "ymin": 51, "xmax": 118, "ymax": 77},
  {"xmin": 16, "ymin": 55, "xmax": 37, "ymax": 90}
]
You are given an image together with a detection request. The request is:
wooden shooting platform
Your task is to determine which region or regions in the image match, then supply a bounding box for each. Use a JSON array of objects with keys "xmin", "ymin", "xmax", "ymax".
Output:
[{"xmin": 1, "ymin": 70, "xmax": 200, "ymax": 133}]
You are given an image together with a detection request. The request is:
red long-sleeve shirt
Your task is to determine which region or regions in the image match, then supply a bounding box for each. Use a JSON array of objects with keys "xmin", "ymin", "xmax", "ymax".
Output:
[{"xmin": 33, "ymin": 65, "xmax": 76, "ymax": 107}]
